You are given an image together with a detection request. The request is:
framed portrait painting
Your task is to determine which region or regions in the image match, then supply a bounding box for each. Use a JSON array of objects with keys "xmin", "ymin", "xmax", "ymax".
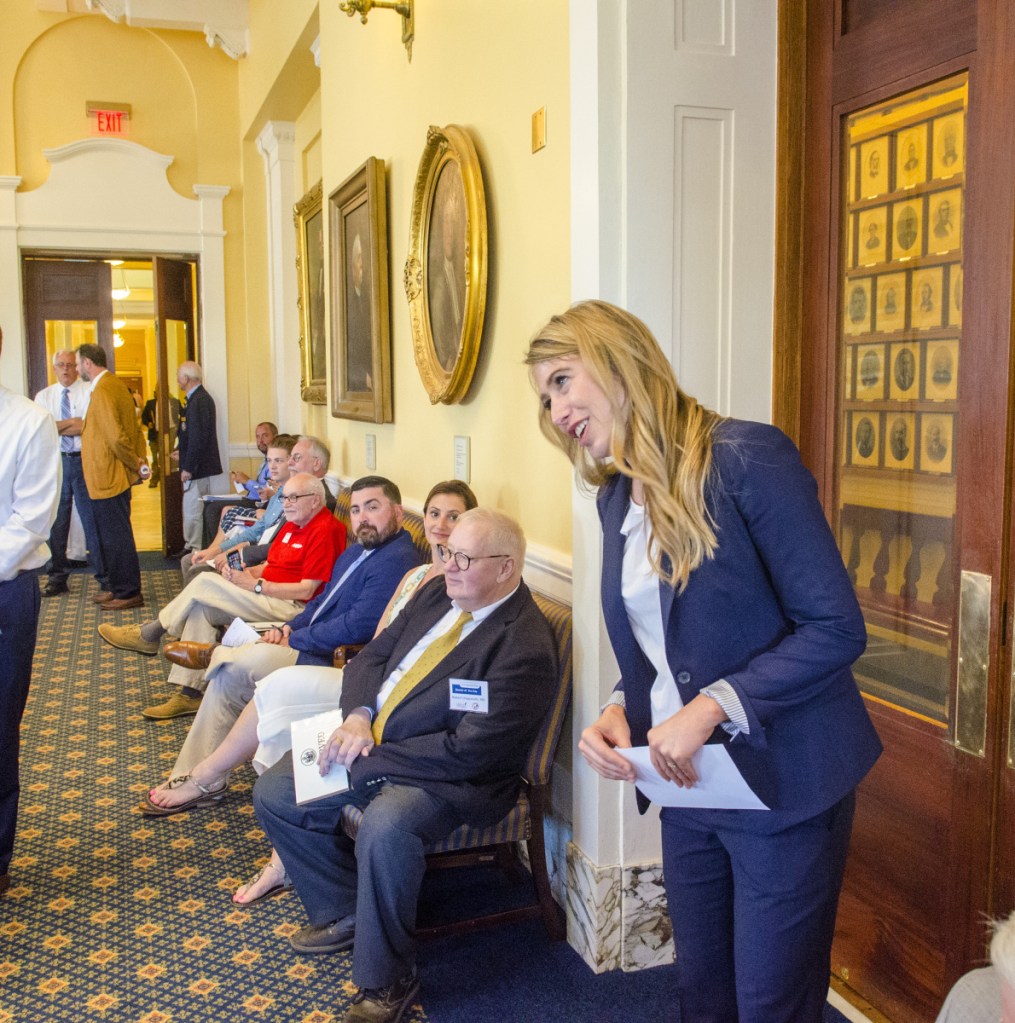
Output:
[
  {"xmin": 404, "ymin": 124, "xmax": 488, "ymax": 404},
  {"xmin": 329, "ymin": 158, "xmax": 392, "ymax": 423},
  {"xmin": 294, "ymin": 181, "xmax": 326, "ymax": 404}
]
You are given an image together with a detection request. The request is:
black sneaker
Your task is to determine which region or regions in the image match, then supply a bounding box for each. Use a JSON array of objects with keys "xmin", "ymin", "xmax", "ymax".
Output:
[{"xmin": 344, "ymin": 966, "xmax": 420, "ymax": 1023}]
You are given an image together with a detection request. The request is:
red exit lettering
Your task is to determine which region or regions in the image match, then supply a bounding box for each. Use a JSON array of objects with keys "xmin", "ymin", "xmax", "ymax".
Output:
[{"xmin": 96, "ymin": 111, "xmax": 124, "ymax": 134}]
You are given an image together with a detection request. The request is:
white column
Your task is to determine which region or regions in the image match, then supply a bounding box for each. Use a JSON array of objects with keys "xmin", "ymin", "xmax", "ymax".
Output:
[
  {"xmin": 255, "ymin": 121, "xmax": 301, "ymax": 432},
  {"xmin": 194, "ymin": 183, "xmax": 231, "ymax": 490},
  {"xmin": 0, "ymin": 177, "xmax": 26, "ymax": 393}
]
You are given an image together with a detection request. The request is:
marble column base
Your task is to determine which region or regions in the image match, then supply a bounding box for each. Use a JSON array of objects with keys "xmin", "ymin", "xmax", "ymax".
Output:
[{"xmin": 566, "ymin": 841, "xmax": 674, "ymax": 973}]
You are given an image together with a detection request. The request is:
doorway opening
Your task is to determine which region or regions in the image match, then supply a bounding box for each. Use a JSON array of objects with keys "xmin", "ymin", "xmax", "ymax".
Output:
[{"xmin": 23, "ymin": 252, "xmax": 200, "ymax": 557}]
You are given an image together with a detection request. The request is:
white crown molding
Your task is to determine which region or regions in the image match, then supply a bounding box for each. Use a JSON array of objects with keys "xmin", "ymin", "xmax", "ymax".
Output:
[{"xmin": 44, "ymin": 136, "xmax": 173, "ymax": 170}]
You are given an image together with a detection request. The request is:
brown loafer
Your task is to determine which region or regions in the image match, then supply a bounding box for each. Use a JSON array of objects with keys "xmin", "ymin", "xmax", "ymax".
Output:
[
  {"xmin": 101, "ymin": 595, "xmax": 145, "ymax": 611},
  {"xmin": 141, "ymin": 691, "xmax": 202, "ymax": 720},
  {"xmin": 92, "ymin": 591, "xmax": 114, "ymax": 604},
  {"xmin": 163, "ymin": 641, "xmax": 218, "ymax": 670}
]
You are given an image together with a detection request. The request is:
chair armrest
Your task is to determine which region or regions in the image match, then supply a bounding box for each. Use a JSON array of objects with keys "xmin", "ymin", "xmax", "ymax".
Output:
[{"xmin": 333, "ymin": 643, "xmax": 366, "ymax": 670}]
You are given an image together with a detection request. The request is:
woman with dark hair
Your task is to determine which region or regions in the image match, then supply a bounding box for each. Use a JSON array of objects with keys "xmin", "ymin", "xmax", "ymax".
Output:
[{"xmin": 527, "ymin": 300, "xmax": 881, "ymax": 1022}]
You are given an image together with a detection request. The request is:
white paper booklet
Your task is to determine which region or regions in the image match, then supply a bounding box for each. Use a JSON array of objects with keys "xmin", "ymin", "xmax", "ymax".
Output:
[
  {"xmin": 290, "ymin": 708, "xmax": 350, "ymax": 804},
  {"xmin": 614, "ymin": 745, "xmax": 769, "ymax": 810},
  {"xmin": 220, "ymin": 617, "xmax": 261, "ymax": 647}
]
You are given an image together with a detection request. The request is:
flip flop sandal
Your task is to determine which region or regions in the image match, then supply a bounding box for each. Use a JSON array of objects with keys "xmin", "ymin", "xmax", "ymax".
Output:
[
  {"xmin": 138, "ymin": 774, "xmax": 228, "ymax": 817},
  {"xmin": 233, "ymin": 862, "xmax": 293, "ymax": 908}
]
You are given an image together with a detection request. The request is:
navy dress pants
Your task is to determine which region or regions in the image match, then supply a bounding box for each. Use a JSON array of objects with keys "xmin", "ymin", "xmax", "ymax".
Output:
[
  {"xmin": 0, "ymin": 572, "xmax": 42, "ymax": 874},
  {"xmin": 660, "ymin": 792, "xmax": 855, "ymax": 1023},
  {"xmin": 254, "ymin": 758, "xmax": 462, "ymax": 989},
  {"xmin": 48, "ymin": 452, "xmax": 107, "ymax": 588},
  {"xmin": 91, "ymin": 488, "xmax": 142, "ymax": 599}
]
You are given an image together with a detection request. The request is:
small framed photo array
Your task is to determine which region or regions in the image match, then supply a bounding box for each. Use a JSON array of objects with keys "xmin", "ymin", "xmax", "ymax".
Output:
[
  {"xmin": 875, "ymin": 271, "xmax": 906, "ymax": 332},
  {"xmin": 925, "ymin": 340, "xmax": 958, "ymax": 401},
  {"xmin": 889, "ymin": 342, "xmax": 920, "ymax": 401},
  {"xmin": 896, "ymin": 124, "xmax": 928, "ymax": 189},
  {"xmin": 856, "ymin": 206, "xmax": 888, "ymax": 266},
  {"xmin": 891, "ymin": 201, "xmax": 922, "ymax": 259},
  {"xmin": 920, "ymin": 413, "xmax": 954, "ymax": 474},
  {"xmin": 859, "ymin": 137, "xmax": 890, "ymax": 200},
  {"xmin": 932, "ymin": 112, "xmax": 964, "ymax": 179},
  {"xmin": 849, "ymin": 411, "xmax": 880, "ymax": 468},
  {"xmin": 910, "ymin": 266, "xmax": 945, "ymax": 330},
  {"xmin": 844, "ymin": 277, "xmax": 872, "ymax": 335}
]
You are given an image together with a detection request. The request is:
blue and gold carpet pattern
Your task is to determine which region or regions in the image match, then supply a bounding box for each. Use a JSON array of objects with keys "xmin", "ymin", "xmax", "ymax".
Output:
[{"xmin": 0, "ymin": 570, "xmax": 426, "ymax": 1023}]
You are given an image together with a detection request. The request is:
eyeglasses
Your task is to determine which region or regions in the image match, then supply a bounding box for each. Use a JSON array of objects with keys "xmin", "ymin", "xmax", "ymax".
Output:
[
  {"xmin": 436, "ymin": 544, "xmax": 509, "ymax": 571},
  {"xmin": 281, "ymin": 492, "xmax": 315, "ymax": 503}
]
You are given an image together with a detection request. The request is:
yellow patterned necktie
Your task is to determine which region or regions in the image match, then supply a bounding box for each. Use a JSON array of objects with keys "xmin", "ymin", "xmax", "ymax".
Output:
[{"xmin": 371, "ymin": 610, "xmax": 473, "ymax": 744}]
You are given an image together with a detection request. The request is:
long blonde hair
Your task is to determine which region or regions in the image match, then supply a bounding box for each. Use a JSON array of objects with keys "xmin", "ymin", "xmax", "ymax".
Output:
[{"xmin": 525, "ymin": 300, "xmax": 722, "ymax": 591}]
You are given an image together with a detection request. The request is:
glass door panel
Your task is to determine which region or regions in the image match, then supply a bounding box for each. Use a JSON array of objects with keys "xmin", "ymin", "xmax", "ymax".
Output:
[{"xmin": 836, "ymin": 74, "xmax": 966, "ymax": 727}]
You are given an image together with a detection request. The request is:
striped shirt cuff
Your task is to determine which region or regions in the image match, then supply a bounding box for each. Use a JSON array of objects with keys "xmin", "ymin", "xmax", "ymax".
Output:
[{"xmin": 700, "ymin": 680, "xmax": 750, "ymax": 736}]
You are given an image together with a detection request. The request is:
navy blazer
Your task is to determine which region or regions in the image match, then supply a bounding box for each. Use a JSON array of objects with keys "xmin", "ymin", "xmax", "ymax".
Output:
[
  {"xmin": 178, "ymin": 385, "xmax": 223, "ymax": 479},
  {"xmin": 599, "ymin": 419, "xmax": 881, "ymax": 816},
  {"xmin": 341, "ymin": 578, "xmax": 559, "ymax": 827},
  {"xmin": 286, "ymin": 529, "xmax": 422, "ymax": 667}
]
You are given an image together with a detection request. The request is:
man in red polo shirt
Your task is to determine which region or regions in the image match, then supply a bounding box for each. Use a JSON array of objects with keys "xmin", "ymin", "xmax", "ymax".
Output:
[{"xmin": 98, "ymin": 473, "xmax": 345, "ymax": 720}]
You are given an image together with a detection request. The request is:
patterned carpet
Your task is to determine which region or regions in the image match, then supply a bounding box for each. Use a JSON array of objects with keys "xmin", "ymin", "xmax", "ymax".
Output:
[{"xmin": 0, "ymin": 569, "xmax": 426, "ymax": 1023}]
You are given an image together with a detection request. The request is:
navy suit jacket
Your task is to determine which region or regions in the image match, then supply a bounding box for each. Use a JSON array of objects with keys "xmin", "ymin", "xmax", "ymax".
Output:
[
  {"xmin": 340, "ymin": 578, "xmax": 558, "ymax": 827},
  {"xmin": 286, "ymin": 529, "xmax": 421, "ymax": 667},
  {"xmin": 598, "ymin": 419, "xmax": 881, "ymax": 816},
  {"xmin": 178, "ymin": 385, "xmax": 222, "ymax": 479}
]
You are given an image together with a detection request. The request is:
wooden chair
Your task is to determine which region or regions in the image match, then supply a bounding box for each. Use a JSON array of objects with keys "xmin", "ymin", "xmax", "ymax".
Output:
[{"xmin": 338, "ymin": 591, "xmax": 573, "ymax": 941}]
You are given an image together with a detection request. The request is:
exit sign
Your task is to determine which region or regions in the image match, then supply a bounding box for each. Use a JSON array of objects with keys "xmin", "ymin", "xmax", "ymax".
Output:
[{"xmin": 86, "ymin": 101, "xmax": 131, "ymax": 137}]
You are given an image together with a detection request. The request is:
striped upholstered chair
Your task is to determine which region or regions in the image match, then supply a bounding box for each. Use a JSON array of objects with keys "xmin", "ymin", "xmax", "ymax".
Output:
[{"xmin": 338, "ymin": 591, "xmax": 573, "ymax": 941}]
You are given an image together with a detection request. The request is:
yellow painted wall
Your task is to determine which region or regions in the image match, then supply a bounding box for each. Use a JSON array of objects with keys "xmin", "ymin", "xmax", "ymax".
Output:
[
  {"xmin": 241, "ymin": 0, "xmax": 574, "ymax": 555},
  {"xmin": 4, "ymin": 5, "xmax": 251, "ymax": 450}
]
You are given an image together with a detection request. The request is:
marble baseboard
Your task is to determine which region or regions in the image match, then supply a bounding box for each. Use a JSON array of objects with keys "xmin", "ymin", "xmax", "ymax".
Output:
[{"xmin": 565, "ymin": 843, "xmax": 674, "ymax": 974}]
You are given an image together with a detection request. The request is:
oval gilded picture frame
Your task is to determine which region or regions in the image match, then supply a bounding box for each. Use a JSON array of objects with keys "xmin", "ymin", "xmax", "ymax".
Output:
[{"xmin": 404, "ymin": 124, "xmax": 488, "ymax": 404}]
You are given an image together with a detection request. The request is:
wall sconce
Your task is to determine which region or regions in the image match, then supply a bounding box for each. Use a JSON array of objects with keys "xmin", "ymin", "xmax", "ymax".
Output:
[{"xmin": 339, "ymin": 0, "xmax": 414, "ymax": 62}]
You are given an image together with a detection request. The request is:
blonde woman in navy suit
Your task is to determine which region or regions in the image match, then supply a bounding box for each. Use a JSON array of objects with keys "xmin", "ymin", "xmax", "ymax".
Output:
[{"xmin": 527, "ymin": 300, "xmax": 881, "ymax": 1023}]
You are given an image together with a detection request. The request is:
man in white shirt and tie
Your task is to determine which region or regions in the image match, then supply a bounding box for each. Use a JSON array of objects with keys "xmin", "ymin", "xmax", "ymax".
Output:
[
  {"xmin": 33, "ymin": 349, "xmax": 106, "ymax": 597},
  {"xmin": 0, "ymin": 325, "xmax": 61, "ymax": 895}
]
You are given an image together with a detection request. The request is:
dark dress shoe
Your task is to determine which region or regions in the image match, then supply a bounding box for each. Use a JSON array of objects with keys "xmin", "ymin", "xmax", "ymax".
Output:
[
  {"xmin": 42, "ymin": 581, "xmax": 69, "ymax": 597},
  {"xmin": 100, "ymin": 595, "xmax": 145, "ymax": 611},
  {"xmin": 0, "ymin": 873, "xmax": 9, "ymax": 896},
  {"xmin": 289, "ymin": 916, "xmax": 356, "ymax": 954},
  {"xmin": 92, "ymin": 591, "xmax": 114, "ymax": 604},
  {"xmin": 163, "ymin": 641, "xmax": 218, "ymax": 670},
  {"xmin": 344, "ymin": 966, "xmax": 420, "ymax": 1023}
]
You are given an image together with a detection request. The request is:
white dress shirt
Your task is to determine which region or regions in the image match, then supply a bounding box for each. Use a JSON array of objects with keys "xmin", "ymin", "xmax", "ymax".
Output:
[
  {"xmin": 0, "ymin": 385, "xmax": 61, "ymax": 581},
  {"xmin": 34, "ymin": 378, "xmax": 92, "ymax": 453}
]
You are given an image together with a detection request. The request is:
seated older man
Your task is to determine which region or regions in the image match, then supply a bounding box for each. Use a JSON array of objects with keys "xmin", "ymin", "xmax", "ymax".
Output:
[
  {"xmin": 98, "ymin": 472, "xmax": 346, "ymax": 720},
  {"xmin": 144, "ymin": 476, "xmax": 421, "ymax": 794},
  {"xmin": 252, "ymin": 508, "xmax": 558, "ymax": 1023}
]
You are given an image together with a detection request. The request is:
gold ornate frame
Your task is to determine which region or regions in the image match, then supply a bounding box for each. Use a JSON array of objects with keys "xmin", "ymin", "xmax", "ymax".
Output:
[
  {"xmin": 329, "ymin": 157, "xmax": 393, "ymax": 422},
  {"xmin": 404, "ymin": 124, "xmax": 487, "ymax": 404},
  {"xmin": 294, "ymin": 180, "xmax": 326, "ymax": 404}
]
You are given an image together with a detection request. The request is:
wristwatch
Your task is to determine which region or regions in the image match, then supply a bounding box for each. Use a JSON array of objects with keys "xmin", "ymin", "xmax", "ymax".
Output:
[{"xmin": 254, "ymin": 579, "xmax": 263, "ymax": 595}]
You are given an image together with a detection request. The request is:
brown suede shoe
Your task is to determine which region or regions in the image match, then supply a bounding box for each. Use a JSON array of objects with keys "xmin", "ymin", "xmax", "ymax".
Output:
[
  {"xmin": 101, "ymin": 595, "xmax": 145, "ymax": 611},
  {"xmin": 92, "ymin": 591, "xmax": 114, "ymax": 604},
  {"xmin": 141, "ymin": 692, "xmax": 202, "ymax": 720},
  {"xmin": 163, "ymin": 641, "xmax": 218, "ymax": 670}
]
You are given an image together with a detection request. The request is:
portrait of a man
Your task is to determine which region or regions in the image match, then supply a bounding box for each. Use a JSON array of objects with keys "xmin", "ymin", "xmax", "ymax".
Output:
[
  {"xmin": 894, "ymin": 348, "xmax": 916, "ymax": 393},
  {"xmin": 895, "ymin": 205, "xmax": 919, "ymax": 253},
  {"xmin": 344, "ymin": 205, "xmax": 373, "ymax": 393},
  {"xmin": 889, "ymin": 418, "xmax": 910, "ymax": 462},
  {"xmin": 427, "ymin": 162, "xmax": 467, "ymax": 371},
  {"xmin": 855, "ymin": 416, "xmax": 876, "ymax": 460}
]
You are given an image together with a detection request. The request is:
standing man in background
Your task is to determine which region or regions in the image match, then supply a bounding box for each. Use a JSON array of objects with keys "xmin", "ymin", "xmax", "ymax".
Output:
[
  {"xmin": 0, "ymin": 325, "xmax": 60, "ymax": 896},
  {"xmin": 34, "ymin": 349, "xmax": 107, "ymax": 597},
  {"xmin": 175, "ymin": 361, "xmax": 223, "ymax": 554},
  {"xmin": 76, "ymin": 342, "xmax": 147, "ymax": 611}
]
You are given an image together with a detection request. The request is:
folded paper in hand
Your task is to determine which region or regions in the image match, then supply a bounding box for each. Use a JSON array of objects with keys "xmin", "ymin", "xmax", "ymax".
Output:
[{"xmin": 291, "ymin": 708, "xmax": 350, "ymax": 804}]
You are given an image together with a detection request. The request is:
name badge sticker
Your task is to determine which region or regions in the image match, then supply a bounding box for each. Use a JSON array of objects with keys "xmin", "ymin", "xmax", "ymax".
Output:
[{"xmin": 449, "ymin": 678, "xmax": 489, "ymax": 713}]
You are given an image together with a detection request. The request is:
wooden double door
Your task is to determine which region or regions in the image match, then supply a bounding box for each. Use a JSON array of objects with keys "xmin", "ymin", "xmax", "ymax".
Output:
[
  {"xmin": 23, "ymin": 254, "xmax": 199, "ymax": 558},
  {"xmin": 795, "ymin": 2, "xmax": 1015, "ymax": 1021}
]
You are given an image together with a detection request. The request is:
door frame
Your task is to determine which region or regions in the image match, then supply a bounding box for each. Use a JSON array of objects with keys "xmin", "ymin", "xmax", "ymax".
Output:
[{"xmin": 0, "ymin": 137, "xmax": 229, "ymax": 482}]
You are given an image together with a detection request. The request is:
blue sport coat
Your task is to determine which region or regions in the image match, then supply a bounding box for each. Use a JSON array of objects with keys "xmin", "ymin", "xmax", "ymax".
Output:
[
  {"xmin": 598, "ymin": 419, "xmax": 881, "ymax": 816},
  {"xmin": 178, "ymin": 385, "xmax": 223, "ymax": 479},
  {"xmin": 286, "ymin": 528, "xmax": 422, "ymax": 667}
]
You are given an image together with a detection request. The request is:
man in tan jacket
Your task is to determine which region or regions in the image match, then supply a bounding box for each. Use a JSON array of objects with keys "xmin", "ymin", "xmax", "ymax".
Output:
[{"xmin": 76, "ymin": 343, "xmax": 148, "ymax": 610}]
